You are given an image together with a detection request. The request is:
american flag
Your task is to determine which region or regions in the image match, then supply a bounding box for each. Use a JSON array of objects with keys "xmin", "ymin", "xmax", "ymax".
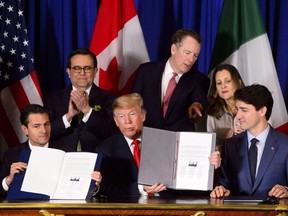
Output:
[{"xmin": 0, "ymin": 0, "xmax": 42, "ymax": 153}]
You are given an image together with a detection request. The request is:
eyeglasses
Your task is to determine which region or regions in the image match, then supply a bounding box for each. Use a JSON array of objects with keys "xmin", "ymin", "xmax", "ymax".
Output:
[{"xmin": 70, "ymin": 66, "xmax": 95, "ymax": 74}]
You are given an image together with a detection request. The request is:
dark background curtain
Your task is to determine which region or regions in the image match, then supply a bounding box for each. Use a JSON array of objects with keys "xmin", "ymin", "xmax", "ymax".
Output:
[{"xmin": 23, "ymin": 0, "xmax": 288, "ymax": 108}]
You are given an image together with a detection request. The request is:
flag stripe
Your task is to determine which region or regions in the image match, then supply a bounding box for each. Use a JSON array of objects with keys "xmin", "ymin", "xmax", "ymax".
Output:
[
  {"xmin": 90, "ymin": 0, "xmax": 149, "ymax": 95},
  {"xmin": 209, "ymin": 0, "xmax": 266, "ymax": 71},
  {"xmin": 29, "ymin": 71, "xmax": 43, "ymax": 99},
  {"xmin": 1, "ymin": 87, "xmax": 27, "ymax": 143},
  {"xmin": 223, "ymin": 34, "xmax": 288, "ymax": 128},
  {"xmin": 9, "ymin": 80, "xmax": 30, "ymax": 110},
  {"xmin": 0, "ymin": 0, "xmax": 43, "ymax": 149},
  {"xmin": 21, "ymin": 73, "xmax": 43, "ymax": 105},
  {"xmin": 209, "ymin": 0, "xmax": 288, "ymax": 134},
  {"xmin": 0, "ymin": 94, "xmax": 21, "ymax": 148},
  {"xmin": 90, "ymin": 0, "xmax": 137, "ymax": 54}
]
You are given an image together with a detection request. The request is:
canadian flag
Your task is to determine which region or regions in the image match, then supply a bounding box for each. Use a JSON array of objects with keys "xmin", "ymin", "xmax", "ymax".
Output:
[{"xmin": 90, "ymin": 0, "xmax": 150, "ymax": 95}]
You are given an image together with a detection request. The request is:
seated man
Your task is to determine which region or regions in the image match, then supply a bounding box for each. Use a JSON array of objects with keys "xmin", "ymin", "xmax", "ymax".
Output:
[
  {"xmin": 0, "ymin": 104, "xmax": 101, "ymax": 198},
  {"xmin": 96, "ymin": 93, "xmax": 221, "ymax": 196},
  {"xmin": 210, "ymin": 84, "xmax": 288, "ymax": 198}
]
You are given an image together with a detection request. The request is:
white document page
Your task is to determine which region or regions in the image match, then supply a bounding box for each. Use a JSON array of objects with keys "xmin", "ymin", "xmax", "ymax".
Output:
[
  {"xmin": 21, "ymin": 147, "xmax": 97, "ymax": 199},
  {"xmin": 175, "ymin": 132, "xmax": 215, "ymax": 190},
  {"xmin": 21, "ymin": 147, "xmax": 65, "ymax": 196},
  {"xmin": 52, "ymin": 152, "xmax": 97, "ymax": 199}
]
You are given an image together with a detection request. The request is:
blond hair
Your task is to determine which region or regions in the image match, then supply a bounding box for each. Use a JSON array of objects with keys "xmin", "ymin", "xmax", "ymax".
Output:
[{"xmin": 113, "ymin": 93, "xmax": 145, "ymax": 113}]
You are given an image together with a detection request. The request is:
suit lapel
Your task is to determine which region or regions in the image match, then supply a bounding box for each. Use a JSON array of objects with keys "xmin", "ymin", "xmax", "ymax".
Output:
[
  {"xmin": 87, "ymin": 84, "xmax": 99, "ymax": 106},
  {"xmin": 117, "ymin": 134, "xmax": 139, "ymax": 174},
  {"xmin": 253, "ymin": 128, "xmax": 278, "ymax": 191},
  {"xmin": 164, "ymin": 73, "xmax": 186, "ymax": 119},
  {"xmin": 116, "ymin": 134, "xmax": 135, "ymax": 161},
  {"xmin": 151, "ymin": 63, "xmax": 166, "ymax": 120},
  {"xmin": 237, "ymin": 135, "xmax": 254, "ymax": 188}
]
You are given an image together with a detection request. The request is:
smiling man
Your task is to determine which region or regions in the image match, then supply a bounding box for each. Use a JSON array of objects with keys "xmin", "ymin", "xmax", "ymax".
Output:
[
  {"xmin": 210, "ymin": 84, "xmax": 288, "ymax": 199},
  {"xmin": 44, "ymin": 48, "xmax": 118, "ymax": 152},
  {"xmin": 132, "ymin": 29, "xmax": 210, "ymax": 132}
]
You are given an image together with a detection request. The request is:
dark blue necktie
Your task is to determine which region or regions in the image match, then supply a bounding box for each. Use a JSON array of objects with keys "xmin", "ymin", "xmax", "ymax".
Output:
[{"xmin": 248, "ymin": 138, "xmax": 258, "ymax": 184}]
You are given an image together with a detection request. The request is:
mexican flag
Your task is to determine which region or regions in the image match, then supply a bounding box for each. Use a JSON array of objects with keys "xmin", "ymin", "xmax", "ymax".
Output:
[
  {"xmin": 90, "ymin": 0, "xmax": 150, "ymax": 96},
  {"xmin": 209, "ymin": 0, "xmax": 288, "ymax": 133}
]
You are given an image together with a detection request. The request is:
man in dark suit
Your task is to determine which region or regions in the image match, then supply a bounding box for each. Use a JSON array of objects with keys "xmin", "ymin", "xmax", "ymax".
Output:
[
  {"xmin": 0, "ymin": 104, "xmax": 102, "ymax": 197},
  {"xmin": 132, "ymin": 29, "xmax": 210, "ymax": 132},
  {"xmin": 44, "ymin": 48, "xmax": 118, "ymax": 152},
  {"xmin": 210, "ymin": 84, "xmax": 288, "ymax": 198},
  {"xmin": 96, "ymin": 93, "xmax": 221, "ymax": 197}
]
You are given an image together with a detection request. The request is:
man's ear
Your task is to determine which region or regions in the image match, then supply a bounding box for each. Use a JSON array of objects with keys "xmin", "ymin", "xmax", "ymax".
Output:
[
  {"xmin": 142, "ymin": 111, "xmax": 146, "ymax": 122},
  {"xmin": 259, "ymin": 106, "xmax": 267, "ymax": 117},
  {"xmin": 21, "ymin": 125, "xmax": 29, "ymax": 136},
  {"xmin": 113, "ymin": 117, "xmax": 119, "ymax": 127},
  {"xmin": 66, "ymin": 68, "xmax": 71, "ymax": 78},
  {"xmin": 171, "ymin": 44, "xmax": 177, "ymax": 55}
]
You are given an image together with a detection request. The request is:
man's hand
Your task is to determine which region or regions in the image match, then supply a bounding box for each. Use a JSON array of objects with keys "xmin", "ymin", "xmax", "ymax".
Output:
[
  {"xmin": 91, "ymin": 171, "xmax": 102, "ymax": 186},
  {"xmin": 210, "ymin": 185, "xmax": 230, "ymax": 198},
  {"xmin": 143, "ymin": 183, "xmax": 166, "ymax": 194},
  {"xmin": 268, "ymin": 184, "xmax": 288, "ymax": 198},
  {"xmin": 6, "ymin": 162, "xmax": 27, "ymax": 186},
  {"xmin": 70, "ymin": 89, "xmax": 90, "ymax": 114},
  {"xmin": 66, "ymin": 98, "xmax": 79, "ymax": 122},
  {"xmin": 188, "ymin": 103, "xmax": 203, "ymax": 121},
  {"xmin": 209, "ymin": 151, "xmax": 221, "ymax": 169}
]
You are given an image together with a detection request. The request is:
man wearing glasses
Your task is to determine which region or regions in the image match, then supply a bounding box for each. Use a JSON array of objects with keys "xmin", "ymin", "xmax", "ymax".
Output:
[{"xmin": 44, "ymin": 48, "xmax": 118, "ymax": 152}]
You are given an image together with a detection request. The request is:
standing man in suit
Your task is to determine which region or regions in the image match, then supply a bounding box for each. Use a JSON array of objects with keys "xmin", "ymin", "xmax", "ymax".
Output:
[
  {"xmin": 44, "ymin": 48, "xmax": 118, "ymax": 152},
  {"xmin": 96, "ymin": 93, "xmax": 221, "ymax": 197},
  {"xmin": 210, "ymin": 84, "xmax": 288, "ymax": 198},
  {"xmin": 132, "ymin": 29, "xmax": 210, "ymax": 132},
  {"xmin": 0, "ymin": 104, "xmax": 102, "ymax": 197}
]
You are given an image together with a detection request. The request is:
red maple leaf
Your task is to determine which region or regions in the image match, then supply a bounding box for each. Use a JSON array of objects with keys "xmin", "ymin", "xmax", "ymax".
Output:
[{"xmin": 98, "ymin": 57, "xmax": 138, "ymax": 96}]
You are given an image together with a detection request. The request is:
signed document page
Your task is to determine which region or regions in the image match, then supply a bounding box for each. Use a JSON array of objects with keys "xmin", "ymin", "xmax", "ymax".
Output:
[
  {"xmin": 138, "ymin": 127, "xmax": 215, "ymax": 190},
  {"xmin": 52, "ymin": 152, "xmax": 97, "ymax": 199},
  {"xmin": 21, "ymin": 147, "xmax": 97, "ymax": 199},
  {"xmin": 175, "ymin": 132, "xmax": 215, "ymax": 190}
]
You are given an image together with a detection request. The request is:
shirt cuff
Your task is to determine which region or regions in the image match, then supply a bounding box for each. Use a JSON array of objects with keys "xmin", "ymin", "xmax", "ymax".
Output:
[
  {"xmin": 82, "ymin": 107, "xmax": 92, "ymax": 123},
  {"xmin": 138, "ymin": 184, "xmax": 148, "ymax": 196},
  {"xmin": 2, "ymin": 177, "xmax": 9, "ymax": 191},
  {"xmin": 63, "ymin": 114, "xmax": 71, "ymax": 128}
]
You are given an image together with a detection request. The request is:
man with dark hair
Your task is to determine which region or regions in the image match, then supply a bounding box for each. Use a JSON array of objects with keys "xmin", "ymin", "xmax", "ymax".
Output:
[
  {"xmin": 210, "ymin": 84, "xmax": 288, "ymax": 198},
  {"xmin": 0, "ymin": 104, "xmax": 102, "ymax": 197},
  {"xmin": 132, "ymin": 29, "xmax": 210, "ymax": 132},
  {"xmin": 44, "ymin": 48, "xmax": 118, "ymax": 152}
]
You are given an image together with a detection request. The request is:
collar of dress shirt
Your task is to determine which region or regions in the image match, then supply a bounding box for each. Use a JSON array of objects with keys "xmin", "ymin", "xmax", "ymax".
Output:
[
  {"xmin": 247, "ymin": 124, "xmax": 270, "ymax": 148},
  {"xmin": 164, "ymin": 60, "xmax": 183, "ymax": 79},
  {"xmin": 124, "ymin": 136, "xmax": 141, "ymax": 153},
  {"xmin": 72, "ymin": 85, "xmax": 92, "ymax": 95},
  {"xmin": 28, "ymin": 140, "xmax": 49, "ymax": 149}
]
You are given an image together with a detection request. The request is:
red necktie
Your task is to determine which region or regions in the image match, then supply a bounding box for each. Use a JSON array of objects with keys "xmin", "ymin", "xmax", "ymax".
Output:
[
  {"xmin": 132, "ymin": 140, "xmax": 141, "ymax": 169},
  {"xmin": 163, "ymin": 72, "xmax": 177, "ymax": 117}
]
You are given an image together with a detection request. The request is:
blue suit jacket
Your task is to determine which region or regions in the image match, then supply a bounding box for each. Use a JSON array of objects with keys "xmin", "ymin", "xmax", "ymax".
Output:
[
  {"xmin": 95, "ymin": 133, "xmax": 140, "ymax": 196},
  {"xmin": 44, "ymin": 84, "xmax": 118, "ymax": 152},
  {"xmin": 219, "ymin": 126, "xmax": 288, "ymax": 197},
  {"xmin": 132, "ymin": 61, "xmax": 210, "ymax": 132}
]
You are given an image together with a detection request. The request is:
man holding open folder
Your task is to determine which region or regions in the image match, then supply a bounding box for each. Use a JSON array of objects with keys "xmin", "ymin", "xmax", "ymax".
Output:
[
  {"xmin": 0, "ymin": 104, "xmax": 102, "ymax": 198},
  {"xmin": 96, "ymin": 93, "xmax": 221, "ymax": 197}
]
